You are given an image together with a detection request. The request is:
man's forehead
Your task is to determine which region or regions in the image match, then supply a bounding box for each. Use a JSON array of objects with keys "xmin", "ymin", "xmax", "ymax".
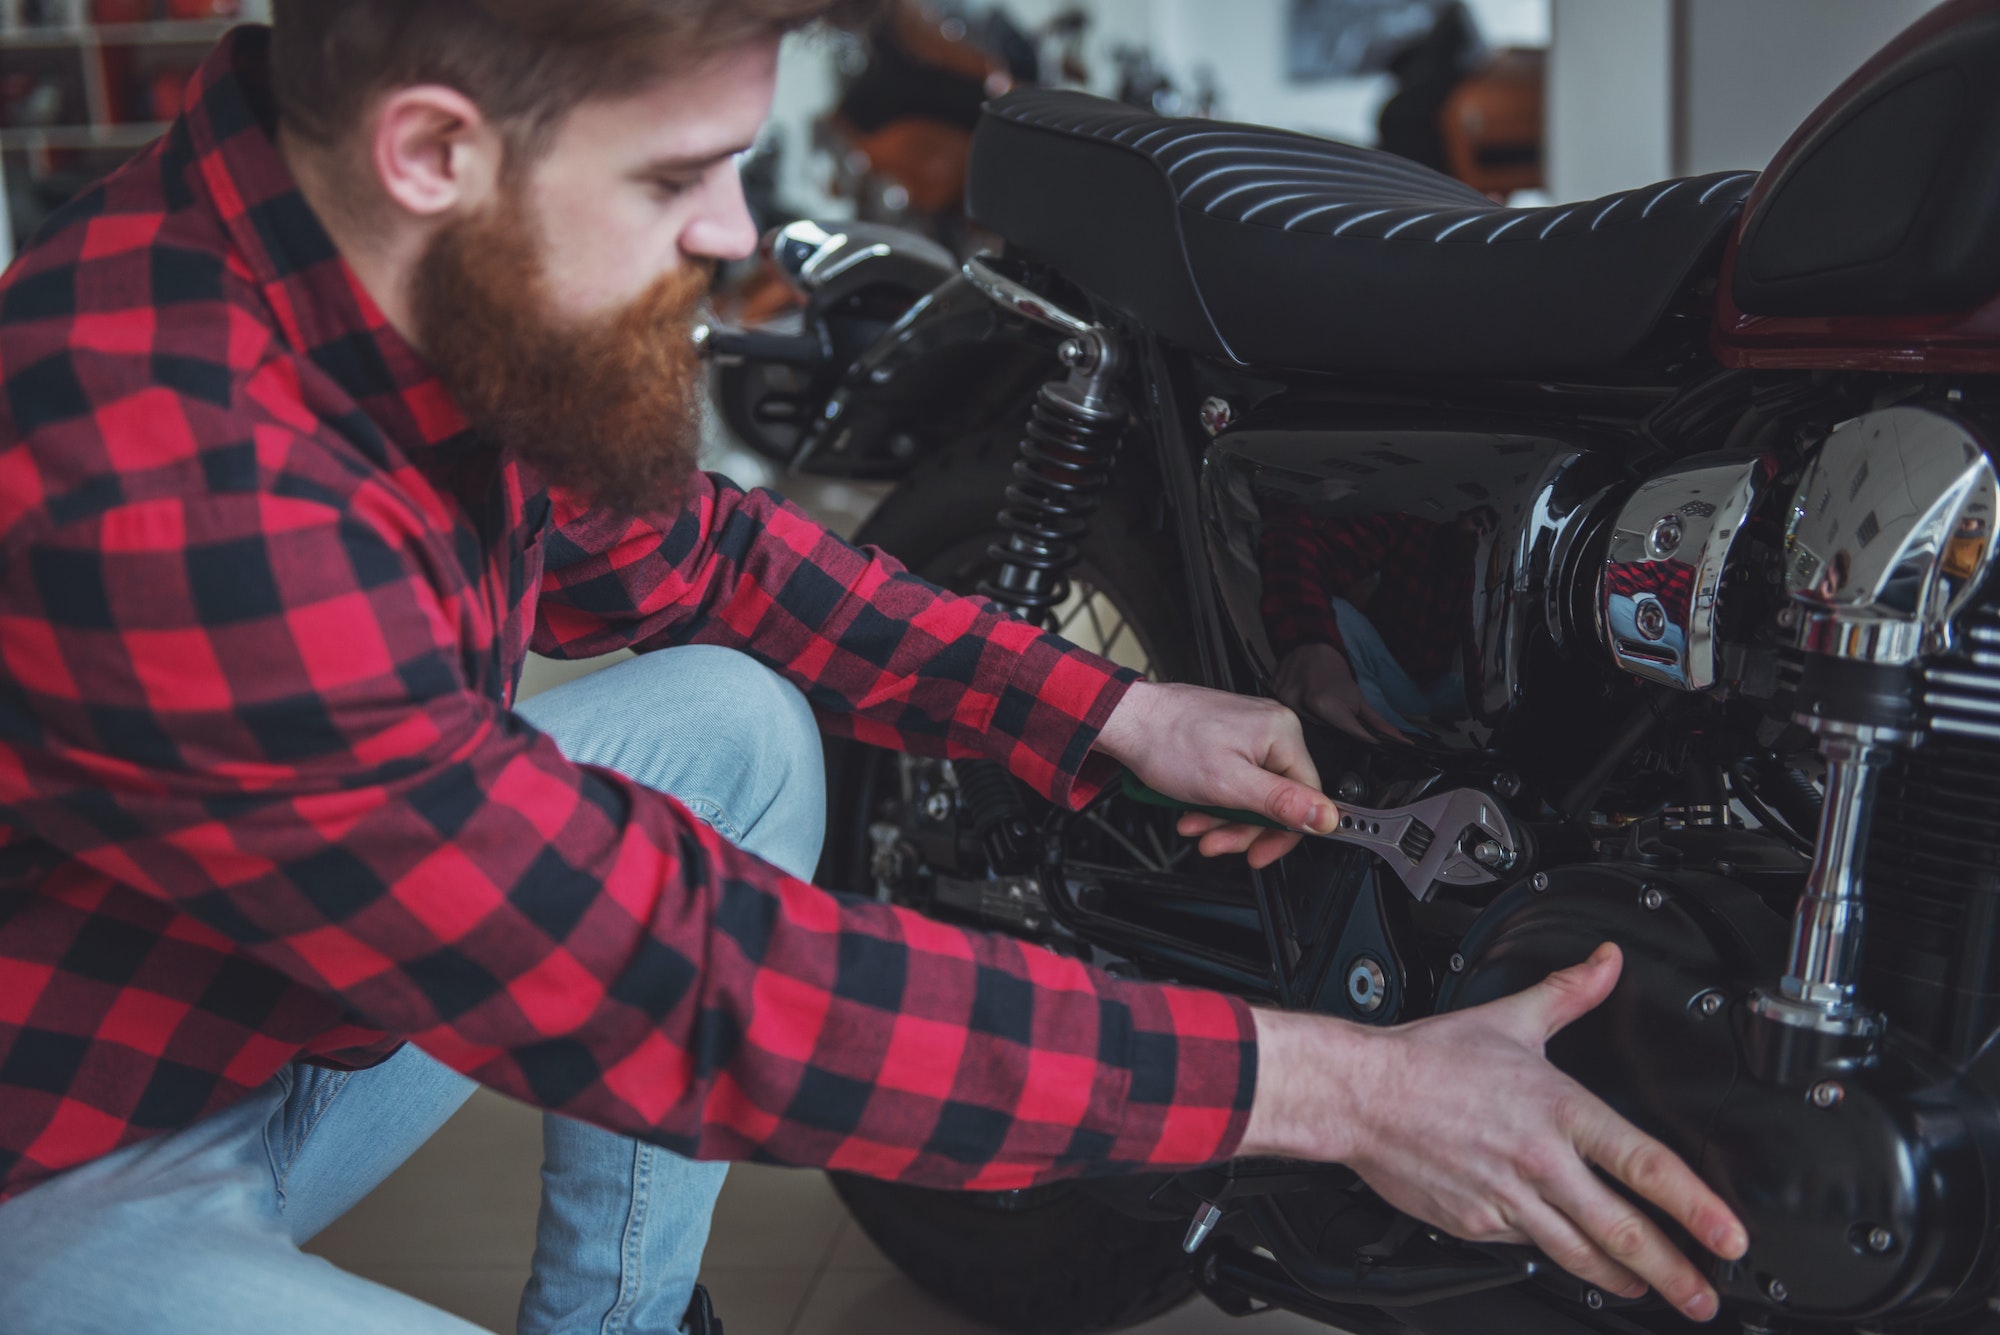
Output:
[{"xmin": 557, "ymin": 40, "xmax": 777, "ymax": 167}]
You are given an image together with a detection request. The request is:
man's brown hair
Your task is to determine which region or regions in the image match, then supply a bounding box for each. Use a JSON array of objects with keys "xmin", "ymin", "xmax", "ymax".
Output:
[{"xmin": 270, "ymin": 0, "xmax": 887, "ymax": 153}]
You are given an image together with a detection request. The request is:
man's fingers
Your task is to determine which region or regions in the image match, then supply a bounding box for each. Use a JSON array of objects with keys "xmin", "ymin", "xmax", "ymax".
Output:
[
  {"xmin": 1262, "ymin": 777, "xmax": 1337, "ymax": 834},
  {"xmin": 1509, "ymin": 1198, "xmax": 1647, "ymax": 1302},
  {"xmin": 1544, "ymin": 1151, "xmax": 1721, "ymax": 1322},
  {"xmin": 1572, "ymin": 1101, "xmax": 1748, "ymax": 1265},
  {"xmin": 1177, "ymin": 812, "xmax": 1230, "ymax": 838},
  {"xmin": 1247, "ymin": 828, "xmax": 1304, "ymax": 868},
  {"xmin": 1509, "ymin": 943, "xmax": 1622, "ymax": 1041},
  {"xmin": 1198, "ymin": 824, "xmax": 1263, "ymax": 858}
]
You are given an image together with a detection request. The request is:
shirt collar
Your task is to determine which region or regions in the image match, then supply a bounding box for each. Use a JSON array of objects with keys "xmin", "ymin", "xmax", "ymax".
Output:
[{"xmin": 177, "ymin": 26, "xmax": 470, "ymax": 452}]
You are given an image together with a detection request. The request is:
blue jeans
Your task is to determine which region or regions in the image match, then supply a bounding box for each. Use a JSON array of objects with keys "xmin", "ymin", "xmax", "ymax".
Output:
[{"xmin": 0, "ymin": 646, "xmax": 827, "ymax": 1334}]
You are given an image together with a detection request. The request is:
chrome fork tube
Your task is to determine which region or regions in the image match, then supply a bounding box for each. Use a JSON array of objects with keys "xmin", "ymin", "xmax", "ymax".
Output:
[{"xmin": 1778, "ymin": 730, "xmax": 1892, "ymax": 1013}]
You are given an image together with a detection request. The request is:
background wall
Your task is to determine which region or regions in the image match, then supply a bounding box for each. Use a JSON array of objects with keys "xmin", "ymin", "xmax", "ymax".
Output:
[{"xmin": 1547, "ymin": 0, "xmax": 1947, "ymax": 201}]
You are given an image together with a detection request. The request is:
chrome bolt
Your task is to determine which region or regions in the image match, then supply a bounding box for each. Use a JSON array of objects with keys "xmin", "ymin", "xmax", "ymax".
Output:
[
  {"xmin": 1448, "ymin": 952, "xmax": 1466, "ymax": 974},
  {"xmin": 1494, "ymin": 771, "xmax": 1523, "ymax": 798},
  {"xmin": 1777, "ymin": 603, "xmax": 1803, "ymax": 630},
  {"xmin": 922, "ymin": 791, "xmax": 954, "ymax": 822},
  {"xmin": 1766, "ymin": 1278, "xmax": 1790, "ymax": 1303},
  {"xmin": 1691, "ymin": 989, "xmax": 1726, "ymax": 1019},
  {"xmin": 1649, "ymin": 515, "xmax": 1686, "ymax": 558},
  {"xmin": 1198, "ymin": 396, "xmax": 1235, "ymax": 437},
  {"xmin": 1182, "ymin": 1201, "xmax": 1223, "ymax": 1254},
  {"xmin": 1809, "ymin": 1080, "xmax": 1845, "ymax": 1109},
  {"xmin": 1585, "ymin": 1289, "xmax": 1604, "ymax": 1310},
  {"xmin": 1335, "ymin": 773, "xmax": 1367, "ymax": 804},
  {"xmin": 1867, "ymin": 1227, "xmax": 1894, "ymax": 1254},
  {"xmin": 1640, "ymin": 885, "xmax": 1666, "ymax": 911},
  {"xmin": 1530, "ymin": 872, "xmax": 1551, "ymax": 893},
  {"xmin": 1634, "ymin": 596, "xmax": 1670, "ymax": 642},
  {"xmin": 1346, "ymin": 957, "xmax": 1388, "ymax": 1014},
  {"xmin": 1472, "ymin": 840, "xmax": 1509, "ymax": 868}
]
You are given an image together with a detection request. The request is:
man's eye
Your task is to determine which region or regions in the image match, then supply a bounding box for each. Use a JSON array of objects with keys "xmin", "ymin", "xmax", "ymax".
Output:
[{"xmin": 648, "ymin": 177, "xmax": 697, "ymax": 200}]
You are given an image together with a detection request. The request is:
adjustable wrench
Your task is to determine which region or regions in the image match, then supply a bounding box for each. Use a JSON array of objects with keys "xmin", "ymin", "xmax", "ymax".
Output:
[{"xmin": 1119, "ymin": 774, "xmax": 1521, "ymax": 902}]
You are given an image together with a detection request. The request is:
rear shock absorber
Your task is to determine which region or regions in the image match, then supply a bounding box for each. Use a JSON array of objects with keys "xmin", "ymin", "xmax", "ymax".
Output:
[
  {"xmin": 977, "ymin": 356, "xmax": 1129, "ymax": 620},
  {"xmin": 958, "ymin": 259, "xmax": 1133, "ymax": 873}
]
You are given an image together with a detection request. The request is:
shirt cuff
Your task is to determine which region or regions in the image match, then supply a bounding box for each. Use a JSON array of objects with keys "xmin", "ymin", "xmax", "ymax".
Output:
[{"xmin": 986, "ymin": 632, "xmax": 1141, "ymax": 810}]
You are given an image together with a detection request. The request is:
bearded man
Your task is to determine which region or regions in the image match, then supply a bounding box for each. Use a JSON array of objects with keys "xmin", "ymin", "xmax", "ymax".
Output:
[{"xmin": 0, "ymin": 4, "xmax": 1749, "ymax": 1333}]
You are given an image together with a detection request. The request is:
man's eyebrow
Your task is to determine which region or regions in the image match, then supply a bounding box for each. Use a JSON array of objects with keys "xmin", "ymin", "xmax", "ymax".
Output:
[{"xmin": 638, "ymin": 141, "xmax": 759, "ymax": 174}]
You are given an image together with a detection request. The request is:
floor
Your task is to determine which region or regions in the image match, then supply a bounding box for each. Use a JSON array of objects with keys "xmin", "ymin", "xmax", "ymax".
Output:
[{"xmin": 303, "ymin": 1088, "xmax": 1331, "ymax": 1335}]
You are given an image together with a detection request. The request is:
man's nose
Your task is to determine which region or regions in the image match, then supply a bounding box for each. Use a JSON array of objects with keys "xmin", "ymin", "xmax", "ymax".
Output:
[{"xmin": 681, "ymin": 161, "xmax": 760, "ymax": 264}]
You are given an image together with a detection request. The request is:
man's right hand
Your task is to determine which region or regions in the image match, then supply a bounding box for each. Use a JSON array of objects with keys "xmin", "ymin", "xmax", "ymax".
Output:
[{"xmin": 1238, "ymin": 943, "xmax": 1747, "ymax": 1322}]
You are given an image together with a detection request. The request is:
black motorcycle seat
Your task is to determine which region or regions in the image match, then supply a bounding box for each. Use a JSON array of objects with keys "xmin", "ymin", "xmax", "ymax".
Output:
[{"xmin": 967, "ymin": 89, "xmax": 1759, "ymax": 375}]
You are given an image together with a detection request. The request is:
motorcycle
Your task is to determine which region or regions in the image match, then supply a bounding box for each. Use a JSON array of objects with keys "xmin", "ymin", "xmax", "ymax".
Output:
[{"xmin": 699, "ymin": 2, "xmax": 2000, "ymax": 1331}]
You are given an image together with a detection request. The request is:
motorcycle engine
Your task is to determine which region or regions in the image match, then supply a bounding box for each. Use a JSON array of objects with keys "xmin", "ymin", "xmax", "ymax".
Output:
[{"xmin": 1441, "ymin": 403, "xmax": 2000, "ymax": 1324}]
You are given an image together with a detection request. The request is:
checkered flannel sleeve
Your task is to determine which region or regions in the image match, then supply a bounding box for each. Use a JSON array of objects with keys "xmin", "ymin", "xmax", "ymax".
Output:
[
  {"xmin": 534, "ymin": 473, "xmax": 1138, "ymax": 808},
  {"xmin": 3, "ymin": 476, "xmax": 1256, "ymax": 1187}
]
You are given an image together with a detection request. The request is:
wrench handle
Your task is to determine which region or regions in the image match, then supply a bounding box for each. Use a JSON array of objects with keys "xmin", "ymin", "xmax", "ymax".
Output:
[{"xmin": 1118, "ymin": 772, "xmax": 1284, "ymax": 830}]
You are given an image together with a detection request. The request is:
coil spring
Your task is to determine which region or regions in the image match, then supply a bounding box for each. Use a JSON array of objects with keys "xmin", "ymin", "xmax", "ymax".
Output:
[{"xmin": 977, "ymin": 378, "xmax": 1129, "ymax": 621}]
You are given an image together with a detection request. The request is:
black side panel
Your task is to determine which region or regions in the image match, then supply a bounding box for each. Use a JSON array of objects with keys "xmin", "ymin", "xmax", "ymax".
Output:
[
  {"xmin": 1734, "ymin": 15, "xmax": 2000, "ymax": 317},
  {"xmin": 965, "ymin": 113, "xmax": 1225, "ymax": 356}
]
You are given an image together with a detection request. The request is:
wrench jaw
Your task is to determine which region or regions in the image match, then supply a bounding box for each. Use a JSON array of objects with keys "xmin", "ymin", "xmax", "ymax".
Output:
[{"xmin": 1330, "ymin": 791, "xmax": 1523, "ymax": 901}]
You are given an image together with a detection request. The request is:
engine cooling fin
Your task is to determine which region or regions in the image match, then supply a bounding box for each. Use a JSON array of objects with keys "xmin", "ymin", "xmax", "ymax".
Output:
[{"xmin": 1865, "ymin": 605, "xmax": 2000, "ymax": 1058}]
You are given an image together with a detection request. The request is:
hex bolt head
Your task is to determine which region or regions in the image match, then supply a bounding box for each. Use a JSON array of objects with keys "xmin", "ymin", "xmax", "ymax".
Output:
[
  {"xmin": 1346, "ymin": 957, "xmax": 1389, "ymax": 1014},
  {"xmin": 1634, "ymin": 596, "xmax": 1670, "ymax": 641},
  {"xmin": 1530, "ymin": 872, "xmax": 1551, "ymax": 893},
  {"xmin": 922, "ymin": 791, "xmax": 954, "ymax": 822},
  {"xmin": 1691, "ymin": 990, "xmax": 1726, "ymax": 1019},
  {"xmin": 1649, "ymin": 515, "xmax": 1685, "ymax": 559},
  {"xmin": 1495, "ymin": 771, "xmax": 1523, "ymax": 798},
  {"xmin": 1868, "ymin": 1227, "xmax": 1894, "ymax": 1254},
  {"xmin": 1766, "ymin": 1278, "xmax": 1789, "ymax": 1303},
  {"xmin": 1584, "ymin": 1289, "xmax": 1604, "ymax": 1310},
  {"xmin": 1809, "ymin": 1080, "xmax": 1845, "ymax": 1109},
  {"xmin": 1449, "ymin": 952, "xmax": 1466, "ymax": 974},
  {"xmin": 1640, "ymin": 885, "xmax": 1666, "ymax": 911}
]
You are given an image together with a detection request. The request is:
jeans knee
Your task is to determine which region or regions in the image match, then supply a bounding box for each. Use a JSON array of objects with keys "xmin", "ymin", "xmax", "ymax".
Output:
[{"xmin": 519, "ymin": 646, "xmax": 825, "ymax": 880}]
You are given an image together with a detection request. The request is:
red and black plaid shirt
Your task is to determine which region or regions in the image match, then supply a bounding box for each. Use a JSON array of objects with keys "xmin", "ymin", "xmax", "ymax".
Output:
[
  {"xmin": 0, "ymin": 29, "xmax": 1255, "ymax": 1207},
  {"xmin": 1259, "ymin": 506, "xmax": 1480, "ymax": 683}
]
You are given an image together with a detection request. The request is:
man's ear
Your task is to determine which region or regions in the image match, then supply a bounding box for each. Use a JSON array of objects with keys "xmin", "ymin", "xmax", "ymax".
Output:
[{"xmin": 370, "ymin": 85, "xmax": 503, "ymax": 218}]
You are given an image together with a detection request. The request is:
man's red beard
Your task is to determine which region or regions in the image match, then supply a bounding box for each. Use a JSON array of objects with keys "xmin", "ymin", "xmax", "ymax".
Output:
[{"xmin": 411, "ymin": 192, "xmax": 709, "ymax": 516}]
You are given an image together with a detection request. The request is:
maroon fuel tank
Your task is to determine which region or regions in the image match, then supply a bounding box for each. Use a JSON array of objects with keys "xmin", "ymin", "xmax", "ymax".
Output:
[{"xmin": 1713, "ymin": 0, "xmax": 2000, "ymax": 372}]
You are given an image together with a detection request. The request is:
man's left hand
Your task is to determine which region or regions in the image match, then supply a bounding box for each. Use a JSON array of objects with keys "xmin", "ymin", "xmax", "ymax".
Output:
[{"xmin": 1094, "ymin": 681, "xmax": 1337, "ymax": 869}]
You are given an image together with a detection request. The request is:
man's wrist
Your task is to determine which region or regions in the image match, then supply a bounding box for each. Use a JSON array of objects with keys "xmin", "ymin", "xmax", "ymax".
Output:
[
  {"xmin": 1238, "ymin": 1007, "xmax": 1373, "ymax": 1163},
  {"xmin": 1092, "ymin": 678, "xmax": 1158, "ymax": 766}
]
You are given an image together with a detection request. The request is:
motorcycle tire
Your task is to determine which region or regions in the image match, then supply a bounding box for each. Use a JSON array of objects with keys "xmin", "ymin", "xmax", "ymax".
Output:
[{"xmin": 820, "ymin": 420, "xmax": 1202, "ymax": 1334}]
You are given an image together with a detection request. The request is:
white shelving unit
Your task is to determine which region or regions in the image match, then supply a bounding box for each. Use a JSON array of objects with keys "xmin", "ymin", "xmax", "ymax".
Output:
[{"xmin": 0, "ymin": 2, "xmax": 269, "ymax": 248}]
